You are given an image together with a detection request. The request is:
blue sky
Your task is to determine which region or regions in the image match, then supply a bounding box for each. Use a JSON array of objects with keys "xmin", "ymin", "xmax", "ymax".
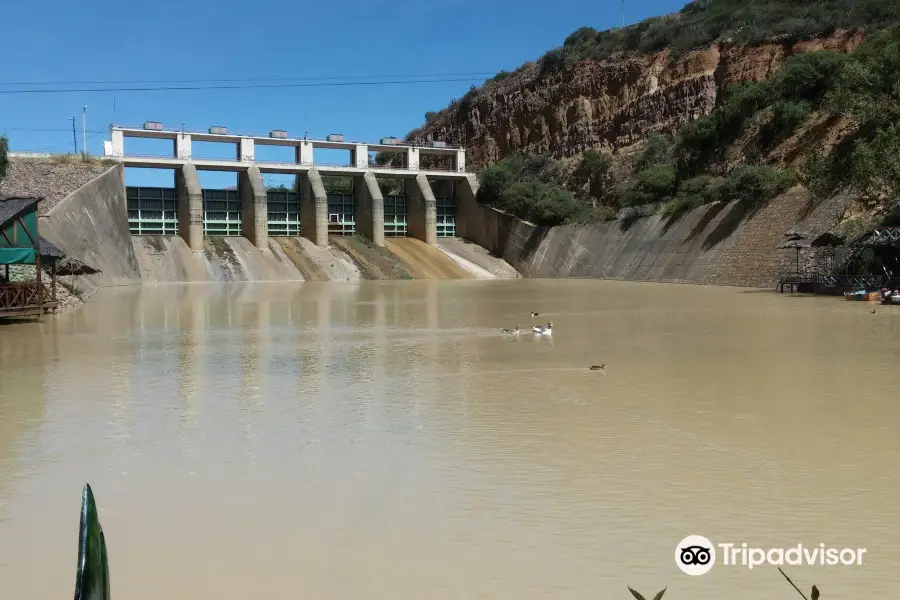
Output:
[{"xmin": 1, "ymin": 0, "xmax": 685, "ymax": 187}]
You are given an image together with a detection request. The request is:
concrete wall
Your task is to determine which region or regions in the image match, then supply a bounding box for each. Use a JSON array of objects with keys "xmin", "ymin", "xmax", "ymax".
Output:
[
  {"xmin": 239, "ymin": 166, "xmax": 267, "ymax": 249},
  {"xmin": 38, "ymin": 164, "xmax": 142, "ymax": 295},
  {"xmin": 131, "ymin": 235, "xmax": 305, "ymax": 283},
  {"xmin": 354, "ymin": 171, "xmax": 385, "ymax": 246},
  {"xmin": 407, "ymin": 174, "xmax": 437, "ymax": 245},
  {"xmin": 299, "ymin": 169, "xmax": 328, "ymax": 247},
  {"xmin": 455, "ymin": 186, "xmax": 842, "ymax": 288},
  {"xmin": 176, "ymin": 164, "xmax": 203, "ymax": 251}
]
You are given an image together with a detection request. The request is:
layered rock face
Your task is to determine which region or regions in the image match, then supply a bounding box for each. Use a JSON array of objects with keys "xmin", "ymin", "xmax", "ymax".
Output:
[{"xmin": 409, "ymin": 31, "xmax": 863, "ymax": 170}]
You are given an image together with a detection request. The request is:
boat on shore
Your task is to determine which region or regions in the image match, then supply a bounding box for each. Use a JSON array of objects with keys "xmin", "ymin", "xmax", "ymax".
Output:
[{"xmin": 844, "ymin": 289, "xmax": 881, "ymax": 301}]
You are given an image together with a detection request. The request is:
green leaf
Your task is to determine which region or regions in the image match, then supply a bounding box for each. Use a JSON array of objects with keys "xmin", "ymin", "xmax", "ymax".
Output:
[
  {"xmin": 627, "ymin": 586, "xmax": 647, "ymax": 600},
  {"xmin": 653, "ymin": 587, "xmax": 667, "ymax": 600}
]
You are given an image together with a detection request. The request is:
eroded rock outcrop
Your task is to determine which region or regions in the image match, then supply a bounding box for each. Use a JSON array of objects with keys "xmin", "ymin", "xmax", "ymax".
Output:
[{"xmin": 409, "ymin": 31, "xmax": 864, "ymax": 170}]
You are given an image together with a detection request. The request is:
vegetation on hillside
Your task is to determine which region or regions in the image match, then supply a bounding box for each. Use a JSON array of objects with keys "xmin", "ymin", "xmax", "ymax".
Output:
[
  {"xmin": 539, "ymin": 0, "xmax": 895, "ymax": 73},
  {"xmin": 477, "ymin": 26, "xmax": 900, "ymax": 227}
]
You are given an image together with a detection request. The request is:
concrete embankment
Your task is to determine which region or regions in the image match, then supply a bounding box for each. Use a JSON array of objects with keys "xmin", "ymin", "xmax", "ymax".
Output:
[
  {"xmin": 132, "ymin": 236, "xmax": 312, "ymax": 283},
  {"xmin": 456, "ymin": 185, "xmax": 848, "ymax": 288},
  {"xmin": 384, "ymin": 238, "xmax": 474, "ymax": 280}
]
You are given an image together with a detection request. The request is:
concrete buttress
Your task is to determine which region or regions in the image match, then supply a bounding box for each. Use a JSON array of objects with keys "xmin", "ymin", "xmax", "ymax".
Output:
[
  {"xmin": 299, "ymin": 168, "xmax": 329, "ymax": 247},
  {"xmin": 455, "ymin": 173, "xmax": 479, "ymax": 241},
  {"xmin": 354, "ymin": 171, "xmax": 385, "ymax": 247},
  {"xmin": 407, "ymin": 173, "xmax": 437, "ymax": 245},
  {"xmin": 175, "ymin": 163, "xmax": 203, "ymax": 251},
  {"xmin": 239, "ymin": 166, "xmax": 268, "ymax": 250}
]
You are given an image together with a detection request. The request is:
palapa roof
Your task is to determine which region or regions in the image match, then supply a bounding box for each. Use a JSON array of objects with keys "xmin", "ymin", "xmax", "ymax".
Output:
[{"xmin": 0, "ymin": 196, "xmax": 40, "ymax": 226}]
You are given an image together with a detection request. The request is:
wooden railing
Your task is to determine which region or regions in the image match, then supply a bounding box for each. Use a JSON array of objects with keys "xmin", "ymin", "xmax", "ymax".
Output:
[{"xmin": 0, "ymin": 281, "xmax": 57, "ymax": 316}]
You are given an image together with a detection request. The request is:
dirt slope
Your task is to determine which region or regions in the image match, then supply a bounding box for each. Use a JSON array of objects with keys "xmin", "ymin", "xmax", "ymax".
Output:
[
  {"xmin": 330, "ymin": 236, "xmax": 414, "ymax": 280},
  {"xmin": 384, "ymin": 239, "xmax": 475, "ymax": 280}
]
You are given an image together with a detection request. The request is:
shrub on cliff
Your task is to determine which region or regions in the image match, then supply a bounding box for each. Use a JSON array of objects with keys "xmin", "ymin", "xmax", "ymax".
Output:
[
  {"xmin": 618, "ymin": 164, "xmax": 678, "ymax": 206},
  {"xmin": 572, "ymin": 149, "xmax": 616, "ymax": 205},
  {"xmin": 718, "ymin": 164, "xmax": 794, "ymax": 204},
  {"xmin": 477, "ymin": 153, "xmax": 595, "ymax": 224},
  {"xmin": 801, "ymin": 26, "xmax": 900, "ymax": 202},
  {"xmin": 497, "ymin": 181, "xmax": 590, "ymax": 225}
]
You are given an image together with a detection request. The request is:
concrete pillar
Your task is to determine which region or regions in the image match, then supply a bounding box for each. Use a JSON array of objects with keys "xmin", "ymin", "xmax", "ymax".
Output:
[
  {"xmin": 455, "ymin": 149, "xmax": 466, "ymax": 172},
  {"xmin": 351, "ymin": 144, "xmax": 369, "ymax": 169},
  {"xmin": 354, "ymin": 171, "xmax": 385, "ymax": 247},
  {"xmin": 407, "ymin": 173, "xmax": 437, "ymax": 245},
  {"xmin": 299, "ymin": 168, "xmax": 329, "ymax": 247},
  {"xmin": 296, "ymin": 141, "xmax": 313, "ymax": 166},
  {"xmin": 176, "ymin": 133, "xmax": 192, "ymax": 159},
  {"xmin": 455, "ymin": 173, "xmax": 479, "ymax": 241},
  {"xmin": 407, "ymin": 147, "xmax": 420, "ymax": 171},
  {"xmin": 175, "ymin": 164, "xmax": 203, "ymax": 251},
  {"xmin": 239, "ymin": 166, "xmax": 268, "ymax": 250},
  {"xmin": 239, "ymin": 138, "xmax": 255, "ymax": 162},
  {"xmin": 110, "ymin": 129, "xmax": 124, "ymax": 156}
]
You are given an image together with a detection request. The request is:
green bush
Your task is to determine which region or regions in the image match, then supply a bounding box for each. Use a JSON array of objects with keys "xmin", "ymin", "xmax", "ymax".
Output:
[
  {"xmin": 619, "ymin": 164, "xmax": 678, "ymax": 206},
  {"xmin": 674, "ymin": 115, "xmax": 722, "ymax": 173},
  {"xmin": 634, "ymin": 133, "xmax": 674, "ymax": 172},
  {"xmin": 771, "ymin": 51, "xmax": 847, "ymax": 104},
  {"xmin": 718, "ymin": 164, "xmax": 794, "ymax": 204},
  {"xmin": 476, "ymin": 153, "xmax": 596, "ymax": 225},
  {"xmin": 497, "ymin": 181, "xmax": 589, "ymax": 225},
  {"xmin": 424, "ymin": 112, "xmax": 439, "ymax": 123}
]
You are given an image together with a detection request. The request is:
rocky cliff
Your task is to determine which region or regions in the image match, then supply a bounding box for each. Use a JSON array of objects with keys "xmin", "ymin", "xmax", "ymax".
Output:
[{"xmin": 409, "ymin": 31, "xmax": 864, "ymax": 170}]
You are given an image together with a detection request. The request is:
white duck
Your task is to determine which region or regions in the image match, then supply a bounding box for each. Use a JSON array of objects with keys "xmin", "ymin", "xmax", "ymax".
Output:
[
  {"xmin": 533, "ymin": 322, "xmax": 553, "ymax": 335},
  {"xmin": 501, "ymin": 325, "xmax": 520, "ymax": 335}
]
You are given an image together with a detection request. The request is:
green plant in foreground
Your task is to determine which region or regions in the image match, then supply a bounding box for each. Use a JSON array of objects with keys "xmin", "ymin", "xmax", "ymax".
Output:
[
  {"xmin": 779, "ymin": 566, "xmax": 820, "ymax": 600},
  {"xmin": 627, "ymin": 586, "xmax": 666, "ymax": 600},
  {"xmin": 627, "ymin": 567, "xmax": 820, "ymax": 600}
]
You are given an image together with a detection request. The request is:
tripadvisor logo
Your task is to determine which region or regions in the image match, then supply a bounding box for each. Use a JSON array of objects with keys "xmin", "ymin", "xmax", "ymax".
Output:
[{"xmin": 675, "ymin": 535, "xmax": 867, "ymax": 575}]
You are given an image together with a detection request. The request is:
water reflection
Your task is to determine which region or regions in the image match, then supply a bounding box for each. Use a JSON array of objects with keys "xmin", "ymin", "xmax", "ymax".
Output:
[{"xmin": 0, "ymin": 280, "xmax": 898, "ymax": 599}]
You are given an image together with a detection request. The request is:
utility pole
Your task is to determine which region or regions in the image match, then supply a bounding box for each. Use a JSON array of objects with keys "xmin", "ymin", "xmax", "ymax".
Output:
[
  {"xmin": 70, "ymin": 116, "xmax": 77, "ymax": 154},
  {"xmin": 81, "ymin": 105, "xmax": 87, "ymax": 158}
]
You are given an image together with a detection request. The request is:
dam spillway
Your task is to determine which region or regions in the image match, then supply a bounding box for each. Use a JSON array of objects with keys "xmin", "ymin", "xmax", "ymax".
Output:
[{"xmin": 105, "ymin": 124, "xmax": 478, "ymax": 252}]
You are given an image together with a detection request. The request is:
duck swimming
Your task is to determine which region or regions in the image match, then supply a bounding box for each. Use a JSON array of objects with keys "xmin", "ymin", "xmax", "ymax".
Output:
[
  {"xmin": 590, "ymin": 364, "xmax": 606, "ymax": 371},
  {"xmin": 501, "ymin": 325, "xmax": 520, "ymax": 334},
  {"xmin": 533, "ymin": 322, "xmax": 553, "ymax": 335},
  {"xmin": 531, "ymin": 312, "xmax": 540, "ymax": 318}
]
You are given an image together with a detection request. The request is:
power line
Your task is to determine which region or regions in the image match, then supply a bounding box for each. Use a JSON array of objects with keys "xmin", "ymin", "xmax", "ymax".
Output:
[
  {"xmin": 0, "ymin": 72, "xmax": 499, "ymax": 86},
  {"xmin": 0, "ymin": 76, "xmax": 489, "ymax": 96},
  {"xmin": 0, "ymin": 126, "xmax": 107, "ymax": 133}
]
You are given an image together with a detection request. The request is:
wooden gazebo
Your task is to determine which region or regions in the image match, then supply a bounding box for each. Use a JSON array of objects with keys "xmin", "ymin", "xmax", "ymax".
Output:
[{"xmin": 0, "ymin": 197, "xmax": 62, "ymax": 319}]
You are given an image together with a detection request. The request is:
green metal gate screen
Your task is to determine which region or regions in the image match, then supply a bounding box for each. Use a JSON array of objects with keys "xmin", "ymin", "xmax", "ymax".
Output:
[
  {"xmin": 127, "ymin": 187, "xmax": 178, "ymax": 235},
  {"xmin": 327, "ymin": 193, "xmax": 355, "ymax": 236},
  {"xmin": 384, "ymin": 195, "xmax": 407, "ymax": 237},
  {"xmin": 433, "ymin": 180, "xmax": 456, "ymax": 237},
  {"xmin": 267, "ymin": 190, "xmax": 301, "ymax": 236},
  {"xmin": 203, "ymin": 189, "xmax": 242, "ymax": 236}
]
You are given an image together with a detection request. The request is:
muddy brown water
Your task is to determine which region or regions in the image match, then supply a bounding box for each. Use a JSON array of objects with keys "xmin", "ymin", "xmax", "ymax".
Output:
[{"xmin": 0, "ymin": 280, "xmax": 898, "ymax": 599}]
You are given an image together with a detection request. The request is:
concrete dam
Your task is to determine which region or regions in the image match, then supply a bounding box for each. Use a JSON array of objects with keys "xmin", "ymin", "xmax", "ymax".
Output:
[
  {"xmin": 2, "ymin": 123, "xmax": 518, "ymax": 294},
  {"xmin": 4, "ymin": 123, "xmax": 832, "ymax": 295}
]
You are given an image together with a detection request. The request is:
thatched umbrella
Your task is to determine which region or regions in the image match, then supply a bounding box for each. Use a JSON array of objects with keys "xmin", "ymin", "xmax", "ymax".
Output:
[
  {"xmin": 53, "ymin": 257, "xmax": 100, "ymax": 276},
  {"xmin": 810, "ymin": 232, "xmax": 845, "ymax": 248},
  {"xmin": 779, "ymin": 232, "xmax": 812, "ymax": 275}
]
